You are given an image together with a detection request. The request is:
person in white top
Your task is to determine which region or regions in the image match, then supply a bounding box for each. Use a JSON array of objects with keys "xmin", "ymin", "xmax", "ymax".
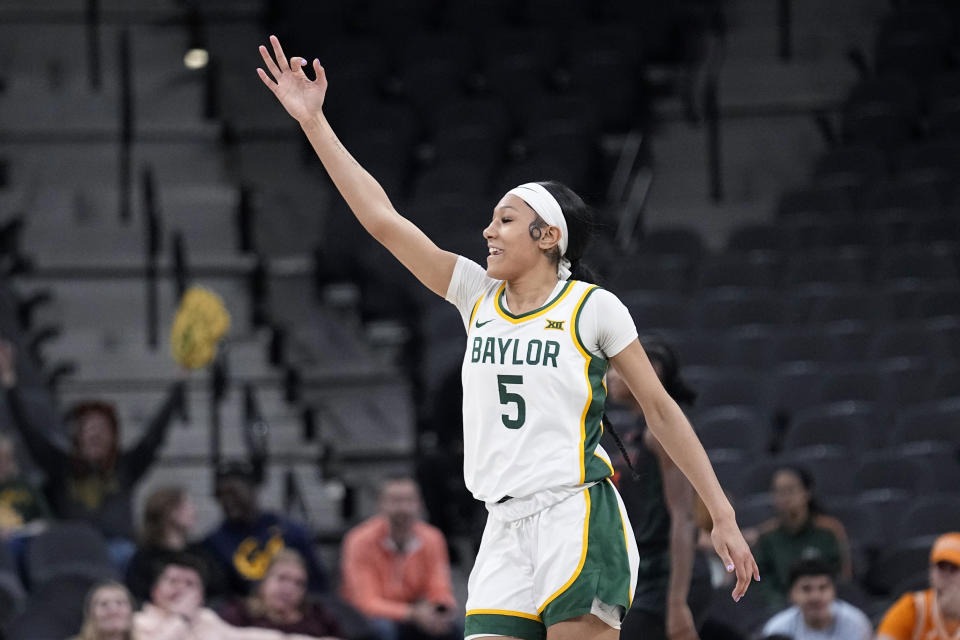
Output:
[
  {"xmin": 761, "ymin": 558, "xmax": 872, "ymax": 640},
  {"xmin": 255, "ymin": 35, "xmax": 758, "ymax": 640}
]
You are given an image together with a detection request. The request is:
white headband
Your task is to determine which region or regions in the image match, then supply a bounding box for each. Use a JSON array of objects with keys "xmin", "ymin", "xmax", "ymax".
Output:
[{"xmin": 506, "ymin": 182, "xmax": 572, "ymax": 280}]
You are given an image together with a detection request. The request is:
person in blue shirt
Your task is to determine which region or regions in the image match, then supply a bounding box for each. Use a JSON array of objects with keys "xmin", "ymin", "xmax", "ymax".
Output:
[
  {"xmin": 203, "ymin": 461, "xmax": 328, "ymax": 597},
  {"xmin": 761, "ymin": 558, "xmax": 871, "ymax": 640}
]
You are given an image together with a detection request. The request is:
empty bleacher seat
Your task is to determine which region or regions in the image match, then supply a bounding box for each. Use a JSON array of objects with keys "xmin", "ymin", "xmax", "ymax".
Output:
[
  {"xmin": 25, "ymin": 521, "xmax": 116, "ymax": 587},
  {"xmin": 693, "ymin": 288, "xmax": 785, "ymax": 329},
  {"xmin": 694, "ymin": 406, "xmax": 770, "ymax": 456},
  {"xmin": 784, "ymin": 401, "xmax": 881, "ymax": 452},
  {"xmin": 853, "ymin": 451, "xmax": 934, "ymax": 495},
  {"xmin": 891, "ymin": 397, "xmax": 960, "ymax": 446}
]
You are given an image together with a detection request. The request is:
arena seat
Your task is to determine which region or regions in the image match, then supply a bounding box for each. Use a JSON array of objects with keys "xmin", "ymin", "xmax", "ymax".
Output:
[
  {"xmin": 25, "ymin": 521, "xmax": 116, "ymax": 588},
  {"xmin": 782, "ymin": 445, "xmax": 857, "ymax": 498},
  {"xmin": 695, "ymin": 252, "xmax": 781, "ymax": 290},
  {"xmin": 777, "ymin": 185, "xmax": 856, "ymax": 220},
  {"xmin": 866, "ymin": 535, "xmax": 939, "ymax": 595},
  {"xmin": 726, "ymin": 223, "xmax": 786, "ymax": 253},
  {"xmin": 769, "ymin": 361, "xmax": 826, "ymax": 417},
  {"xmin": 891, "ymin": 397, "xmax": 960, "ymax": 446},
  {"xmin": 852, "ymin": 452, "xmax": 934, "ymax": 495},
  {"xmin": 813, "ymin": 144, "xmax": 886, "ymax": 189},
  {"xmin": 783, "ymin": 250, "xmax": 869, "ymax": 287},
  {"xmin": 695, "ymin": 406, "xmax": 770, "ymax": 456},
  {"xmin": 897, "ymin": 496, "xmax": 960, "ymax": 538},
  {"xmin": 818, "ymin": 367, "xmax": 885, "ymax": 405}
]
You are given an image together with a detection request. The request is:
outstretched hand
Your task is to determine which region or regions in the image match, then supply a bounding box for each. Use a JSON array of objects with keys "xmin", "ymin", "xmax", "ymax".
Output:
[
  {"xmin": 711, "ymin": 518, "xmax": 760, "ymax": 602},
  {"xmin": 257, "ymin": 35, "xmax": 327, "ymax": 124}
]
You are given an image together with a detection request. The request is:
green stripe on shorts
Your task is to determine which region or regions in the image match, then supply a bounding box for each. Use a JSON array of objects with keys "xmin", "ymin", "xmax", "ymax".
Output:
[
  {"xmin": 465, "ymin": 613, "xmax": 546, "ymax": 640},
  {"xmin": 540, "ymin": 480, "xmax": 632, "ymax": 628}
]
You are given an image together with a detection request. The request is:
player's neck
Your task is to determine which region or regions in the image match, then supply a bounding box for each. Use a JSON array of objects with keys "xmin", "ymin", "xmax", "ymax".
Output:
[{"xmin": 504, "ymin": 270, "xmax": 561, "ymax": 315}]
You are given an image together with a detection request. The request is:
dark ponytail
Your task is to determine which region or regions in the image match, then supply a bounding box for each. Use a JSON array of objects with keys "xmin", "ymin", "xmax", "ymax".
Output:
[{"xmin": 536, "ymin": 181, "xmax": 599, "ymax": 282}]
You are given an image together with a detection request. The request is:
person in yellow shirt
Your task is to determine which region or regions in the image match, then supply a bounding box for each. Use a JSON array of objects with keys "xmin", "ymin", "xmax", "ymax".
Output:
[{"xmin": 876, "ymin": 532, "xmax": 960, "ymax": 640}]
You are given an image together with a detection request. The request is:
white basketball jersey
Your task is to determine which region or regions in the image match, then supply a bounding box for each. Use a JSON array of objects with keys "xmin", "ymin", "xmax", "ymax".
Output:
[{"xmin": 461, "ymin": 279, "xmax": 615, "ymax": 503}]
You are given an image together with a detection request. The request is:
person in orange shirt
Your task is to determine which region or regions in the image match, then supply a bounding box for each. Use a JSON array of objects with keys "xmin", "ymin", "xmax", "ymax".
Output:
[
  {"xmin": 340, "ymin": 476, "xmax": 459, "ymax": 640},
  {"xmin": 877, "ymin": 532, "xmax": 960, "ymax": 640}
]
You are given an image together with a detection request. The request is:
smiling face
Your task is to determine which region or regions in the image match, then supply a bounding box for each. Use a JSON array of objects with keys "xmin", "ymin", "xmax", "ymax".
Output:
[
  {"xmin": 484, "ymin": 194, "xmax": 559, "ymax": 281},
  {"xmin": 89, "ymin": 585, "xmax": 133, "ymax": 636}
]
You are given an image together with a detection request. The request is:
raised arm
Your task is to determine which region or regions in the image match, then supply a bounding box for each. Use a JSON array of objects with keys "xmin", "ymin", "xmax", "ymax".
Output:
[
  {"xmin": 124, "ymin": 380, "xmax": 186, "ymax": 482},
  {"xmin": 0, "ymin": 340, "xmax": 69, "ymax": 472},
  {"xmin": 257, "ymin": 35, "xmax": 458, "ymax": 297},
  {"xmin": 609, "ymin": 340, "xmax": 759, "ymax": 602}
]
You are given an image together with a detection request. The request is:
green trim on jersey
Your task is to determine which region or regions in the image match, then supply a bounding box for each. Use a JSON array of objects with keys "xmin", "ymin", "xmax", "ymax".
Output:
[
  {"xmin": 573, "ymin": 286, "xmax": 613, "ymax": 485},
  {"xmin": 465, "ymin": 612, "xmax": 546, "ymax": 640},
  {"xmin": 540, "ymin": 481, "xmax": 633, "ymax": 628},
  {"xmin": 467, "ymin": 295, "xmax": 484, "ymax": 331},
  {"xmin": 495, "ymin": 280, "xmax": 573, "ymax": 320}
]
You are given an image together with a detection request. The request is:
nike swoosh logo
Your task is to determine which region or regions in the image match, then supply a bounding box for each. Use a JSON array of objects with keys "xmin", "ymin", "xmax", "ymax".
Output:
[{"xmin": 475, "ymin": 319, "xmax": 493, "ymax": 328}]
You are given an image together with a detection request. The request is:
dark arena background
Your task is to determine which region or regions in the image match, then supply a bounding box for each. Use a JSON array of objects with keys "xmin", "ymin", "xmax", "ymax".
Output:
[{"xmin": 0, "ymin": 0, "xmax": 959, "ymax": 638}]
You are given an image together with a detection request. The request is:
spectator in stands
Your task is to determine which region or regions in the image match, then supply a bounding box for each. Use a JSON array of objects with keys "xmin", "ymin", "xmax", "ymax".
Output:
[
  {"xmin": 604, "ymin": 338, "xmax": 714, "ymax": 640},
  {"xmin": 204, "ymin": 461, "xmax": 328, "ymax": 596},
  {"xmin": 126, "ymin": 485, "xmax": 226, "ymax": 603},
  {"xmin": 134, "ymin": 551, "xmax": 323, "ymax": 639},
  {"xmin": 751, "ymin": 466, "xmax": 852, "ymax": 609},
  {"xmin": 70, "ymin": 580, "xmax": 136, "ymax": 640},
  {"xmin": 761, "ymin": 558, "xmax": 871, "ymax": 640},
  {"xmin": 0, "ymin": 433, "xmax": 50, "ymax": 539},
  {"xmin": 340, "ymin": 476, "xmax": 459, "ymax": 640},
  {"xmin": 0, "ymin": 338, "xmax": 185, "ymax": 571},
  {"xmin": 876, "ymin": 532, "xmax": 960, "ymax": 640},
  {"xmin": 219, "ymin": 549, "xmax": 343, "ymax": 638}
]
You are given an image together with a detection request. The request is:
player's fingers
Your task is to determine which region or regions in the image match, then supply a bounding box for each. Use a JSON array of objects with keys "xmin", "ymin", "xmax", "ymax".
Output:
[
  {"xmin": 290, "ymin": 56, "xmax": 308, "ymax": 76},
  {"xmin": 256, "ymin": 68, "xmax": 278, "ymax": 93},
  {"xmin": 258, "ymin": 44, "xmax": 282, "ymax": 80},
  {"xmin": 732, "ymin": 559, "xmax": 750, "ymax": 601},
  {"xmin": 313, "ymin": 59, "xmax": 325, "ymax": 83},
  {"xmin": 718, "ymin": 544, "xmax": 735, "ymax": 576},
  {"xmin": 269, "ymin": 34, "xmax": 289, "ymax": 70}
]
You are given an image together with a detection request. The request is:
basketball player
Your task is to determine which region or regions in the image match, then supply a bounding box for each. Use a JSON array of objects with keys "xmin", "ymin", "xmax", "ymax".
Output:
[{"xmin": 256, "ymin": 35, "xmax": 758, "ymax": 640}]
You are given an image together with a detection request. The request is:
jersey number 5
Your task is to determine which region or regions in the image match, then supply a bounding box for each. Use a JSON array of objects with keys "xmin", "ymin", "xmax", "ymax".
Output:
[{"xmin": 497, "ymin": 374, "xmax": 526, "ymax": 429}]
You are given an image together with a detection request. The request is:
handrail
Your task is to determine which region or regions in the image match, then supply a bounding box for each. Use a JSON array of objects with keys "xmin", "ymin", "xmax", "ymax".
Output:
[
  {"xmin": 615, "ymin": 166, "xmax": 654, "ymax": 251},
  {"xmin": 702, "ymin": 11, "xmax": 727, "ymax": 203},
  {"xmin": 607, "ymin": 131, "xmax": 644, "ymax": 204},
  {"xmin": 209, "ymin": 351, "xmax": 228, "ymax": 479},
  {"xmin": 243, "ymin": 383, "xmax": 269, "ymax": 482},
  {"xmin": 283, "ymin": 467, "xmax": 311, "ymax": 523},
  {"xmin": 171, "ymin": 230, "xmax": 188, "ymax": 299},
  {"xmin": 85, "ymin": 0, "xmax": 101, "ymax": 90},
  {"xmin": 249, "ymin": 256, "xmax": 268, "ymax": 328},
  {"xmin": 778, "ymin": 0, "xmax": 793, "ymax": 62},
  {"xmin": 705, "ymin": 76, "xmax": 723, "ymax": 202},
  {"xmin": 118, "ymin": 29, "xmax": 133, "ymax": 222},
  {"xmin": 142, "ymin": 166, "xmax": 161, "ymax": 348}
]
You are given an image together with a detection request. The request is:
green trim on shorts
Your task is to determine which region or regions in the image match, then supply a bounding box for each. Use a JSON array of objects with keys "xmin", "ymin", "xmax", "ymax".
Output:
[
  {"xmin": 464, "ymin": 613, "xmax": 546, "ymax": 640},
  {"xmin": 540, "ymin": 481, "xmax": 632, "ymax": 628}
]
